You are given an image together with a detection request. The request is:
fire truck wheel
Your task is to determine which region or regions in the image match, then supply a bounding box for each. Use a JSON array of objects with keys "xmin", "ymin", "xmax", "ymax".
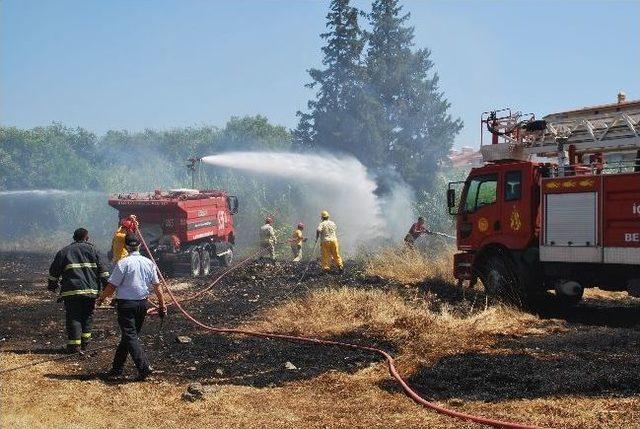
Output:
[
  {"xmin": 200, "ymin": 250, "xmax": 211, "ymax": 276},
  {"xmin": 556, "ymin": 291, "xmax": 583, "ymax": 307},
  {"xmin": 554, "ymin": 280, "xmax": 584, "ymax": 307},
  {"xmin": 219, "ymin": 249, "xmax": 233, "ymax": 267},
  {"xmin": 477, "ymin": 251, "xmax": 524, "ymax": 306},
  {"xmin": 190, "ymin": 251, "xmax": 201, "ymax": 277}
]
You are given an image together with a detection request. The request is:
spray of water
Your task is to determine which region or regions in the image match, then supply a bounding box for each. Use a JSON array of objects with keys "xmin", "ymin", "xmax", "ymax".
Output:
[
  {"xmin": 0, "ymin": 189, "xmax": 102, "ymax": 197},
  {"xmin": 202, "ymin": 151, "xmax": 414, "ymax": 252}
]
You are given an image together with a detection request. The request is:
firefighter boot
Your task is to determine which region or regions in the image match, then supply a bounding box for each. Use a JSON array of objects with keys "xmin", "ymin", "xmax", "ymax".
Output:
[
  {"xmin": 81, "ymin": 333, "xmax": 91, "ymax": 351},
  {"xmin": 66, "ymin": 343, "xmax": 83, "ymax": 355}
]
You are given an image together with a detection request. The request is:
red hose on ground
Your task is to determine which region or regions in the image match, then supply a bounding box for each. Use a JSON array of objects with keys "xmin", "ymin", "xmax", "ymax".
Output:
[
  {"xmin": 147, "ymin": 249, "xmax": 262, "ymax": 312},
  {"xmin": 138, "ymin": 232, "xmax": 549, "ymax": 429}
]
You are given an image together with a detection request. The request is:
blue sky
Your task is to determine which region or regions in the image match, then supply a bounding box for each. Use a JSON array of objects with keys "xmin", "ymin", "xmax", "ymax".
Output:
[{"xmin": 1, "ymin": 0, "xmax": 638, "ymax": 148}]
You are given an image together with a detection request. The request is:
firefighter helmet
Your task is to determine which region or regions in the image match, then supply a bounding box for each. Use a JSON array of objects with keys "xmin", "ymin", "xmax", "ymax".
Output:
[
  {"xmin": 265, "ymin": 216, "xmax": 273, "ymax": 224},
  {"xmin": 297, "ymin": 223, "xmax": 304, "ymax": 229},
  {"xmin": 320, "ymin": 210, "xmax": 330, "ymax": 219},
  {"xmin": 121, "ymin": 217, "xmax": 136, "ymax": 231}
]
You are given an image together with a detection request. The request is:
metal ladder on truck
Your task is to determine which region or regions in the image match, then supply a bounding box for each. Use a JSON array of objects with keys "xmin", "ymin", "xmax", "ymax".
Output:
[{"xmin": 480, "ymin": 94, "xmax": 640, "ymax": 174}]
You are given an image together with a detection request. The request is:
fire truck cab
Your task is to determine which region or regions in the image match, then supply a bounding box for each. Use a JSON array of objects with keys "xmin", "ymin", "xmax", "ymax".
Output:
[{"xmin": 448, "ymin": 95, "xmax": 640, "ymax": 308}]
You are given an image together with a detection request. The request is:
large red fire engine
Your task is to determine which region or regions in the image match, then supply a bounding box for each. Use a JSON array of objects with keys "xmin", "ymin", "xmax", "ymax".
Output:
[
  {"xmin": 108, "ymin": 176, "xmax": 239, "ymax": 277},
  {"xmin": 448, "ymin": 94, "xmax": 640, "ymax": 307}
]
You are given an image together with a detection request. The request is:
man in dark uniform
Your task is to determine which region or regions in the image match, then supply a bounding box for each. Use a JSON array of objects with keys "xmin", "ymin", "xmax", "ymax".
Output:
[{"xmin": 48, "ymin": 228, "xmax": 109, "ymax": 353}]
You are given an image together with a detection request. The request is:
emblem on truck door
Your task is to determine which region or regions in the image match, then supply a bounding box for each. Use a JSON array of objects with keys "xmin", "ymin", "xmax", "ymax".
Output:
[
  {"xmin": 478, "ymin": 217, "xmax": 489, "ymax": 232},
  {"xmin": 510, "ymin": 207, "xmax": 522, "ymax": 231}
]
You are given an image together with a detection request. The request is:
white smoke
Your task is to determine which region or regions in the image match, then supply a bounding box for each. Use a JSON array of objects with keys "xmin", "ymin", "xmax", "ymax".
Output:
[{"xmin": 202, "ymin": 151, "xmax": 415, "ymax": 253}]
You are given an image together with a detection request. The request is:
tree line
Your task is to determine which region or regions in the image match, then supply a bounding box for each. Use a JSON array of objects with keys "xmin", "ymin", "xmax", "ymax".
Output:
[{"xmin": 0, "ymin": 116, "xmax": 291, "ymax": 192}]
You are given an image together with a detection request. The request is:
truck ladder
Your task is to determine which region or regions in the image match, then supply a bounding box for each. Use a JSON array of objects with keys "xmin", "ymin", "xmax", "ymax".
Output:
[
  {"xmin": 524, "ymin": 99, "xmax": 640, "ymax": 157},
  {"xmin": 480, "ymin": 97, "xmax": 640, "ymax": 166}
]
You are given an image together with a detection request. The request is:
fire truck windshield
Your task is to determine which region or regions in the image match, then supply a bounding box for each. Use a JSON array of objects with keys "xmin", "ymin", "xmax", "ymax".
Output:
[{"xmin": 463, "ymin": 174, "xmax": 497, "ymax": 213}]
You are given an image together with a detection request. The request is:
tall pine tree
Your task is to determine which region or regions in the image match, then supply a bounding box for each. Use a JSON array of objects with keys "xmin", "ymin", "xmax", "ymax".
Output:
[
  {"xmin": 294, "ymin": 0, "xmax": 365, "ymax": 155},
  {"xmin": 296, "ymin": 0, "xmax": 462, "ymax": 193},
  {"xmin": 365, "ymin": 0, "xmax": 462, "ymax": 191}
]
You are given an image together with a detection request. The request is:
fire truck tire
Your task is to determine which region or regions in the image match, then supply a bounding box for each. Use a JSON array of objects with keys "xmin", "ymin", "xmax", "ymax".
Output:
[
  {"xmin": 477, "ymin": 252, "xmax": 518, "ymax": 300},
  {"xmin": 200, "ymin": 250, "xmax": 211, "ymax": 276},
  {"xmin": 219, "ymin": 249, "xmax": 233, "ymax": 267},
  {"xmin": 554, "ymin": 281, "xmax": 584, "ymax": 307},
  {"xmin": 477, "ymin": 249, "xmax": 542, "ymax": 309},
  {"xmin": 556, "ymin": 291, "xmax": 583, "ymax": 307},
  {"xmin": 190, "ymin": 251, "xmax": 201, "ymax": 277}
]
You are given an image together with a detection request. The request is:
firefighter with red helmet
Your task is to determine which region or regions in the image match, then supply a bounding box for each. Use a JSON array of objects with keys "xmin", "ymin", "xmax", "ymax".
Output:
[
  {"xmin": 48, "ymin": 228, "xmax": 109, "ymax": 353},
  {"xmin": 290, "ymin": 223, "xmax": 307, "ymax": 262},
  {"xmin": 260, "ymin": 216, "xmax": 277, "ymax": 261},
  {"xmin": 111, "ymin": 215, "xmax": 139, "ymax": 263}
]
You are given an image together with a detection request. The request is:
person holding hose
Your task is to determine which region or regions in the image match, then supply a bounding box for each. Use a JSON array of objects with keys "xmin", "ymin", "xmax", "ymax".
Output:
[
  {"xmin": 316, "ymin": 210, "xmax": 343, "ymax": 273},
  {"xmin": 260, "ymin": 216, "xmax": 277, "ymax": 262},
  {"xmin": 96, "ymin": 233, "xmax": 167, "ymax": 381},
  {"xmin": 48, "ymin": 228, "xmax": 110, "ymax": 354},
  {"xmin": 404, "ymin": 216, "xmax": 431, "ymax": 248}
]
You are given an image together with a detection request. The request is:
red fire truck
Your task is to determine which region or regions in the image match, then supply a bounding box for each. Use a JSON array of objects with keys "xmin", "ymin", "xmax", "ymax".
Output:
[
  {"xmin": 447, "ymin": 94, "xmax": 640, "ymax": 307},
  {"xmin": 109, "ymin": 186, "xmax": 238, "ymax": 277}
]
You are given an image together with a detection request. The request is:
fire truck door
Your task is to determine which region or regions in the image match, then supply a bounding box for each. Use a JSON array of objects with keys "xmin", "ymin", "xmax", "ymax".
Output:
[
  {"xmin": 500, "ymin": 169, "xmax": 530, "ymax": 248},
  {"xmin": 458, "ymin": 173, "xmax": 501, "ymax": 248}
]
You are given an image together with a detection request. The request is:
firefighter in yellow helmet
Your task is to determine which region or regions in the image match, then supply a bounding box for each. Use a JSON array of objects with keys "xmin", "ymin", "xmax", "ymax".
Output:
[
  {"xmin": 315, "ymin": 210, "xmax": 343, "ymax": 272},
  {"xmin": 111, "ymin": 215, "xmax": 139, "ymax": 264}
]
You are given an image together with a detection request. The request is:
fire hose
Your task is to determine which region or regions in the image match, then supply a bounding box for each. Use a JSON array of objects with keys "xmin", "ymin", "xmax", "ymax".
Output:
[{"xmin": 137, "ymin": 231, "xmax": 548, "ymax": 429}]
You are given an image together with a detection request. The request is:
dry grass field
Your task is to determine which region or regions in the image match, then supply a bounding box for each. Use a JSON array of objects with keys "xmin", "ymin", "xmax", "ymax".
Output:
[{"xmin": 1, "ymin": 249, "xmax": 639, "ymax": 429}]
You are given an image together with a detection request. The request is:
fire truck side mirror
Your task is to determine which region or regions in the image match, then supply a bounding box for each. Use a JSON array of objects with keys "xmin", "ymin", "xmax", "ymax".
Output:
[
  {"xmin": 447, "ymin": 189, "xmax": 456, "ymax": 209},
  {"xmin": 228, "ymin": 196, "xmax": 239, "ymax": 214}
]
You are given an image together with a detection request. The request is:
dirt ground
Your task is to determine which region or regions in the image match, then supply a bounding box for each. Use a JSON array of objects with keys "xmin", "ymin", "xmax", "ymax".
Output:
[{"xmin": 1, "ymin": 251, "xmax": 639, "ymax": 429}]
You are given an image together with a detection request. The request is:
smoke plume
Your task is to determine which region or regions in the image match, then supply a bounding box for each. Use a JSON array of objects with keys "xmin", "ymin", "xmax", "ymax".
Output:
[{"xmin": 202, "ymin": 151, "xmax": 414, "ymax": 253}]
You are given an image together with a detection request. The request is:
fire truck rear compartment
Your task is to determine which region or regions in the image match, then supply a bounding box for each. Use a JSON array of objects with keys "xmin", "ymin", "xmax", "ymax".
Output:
[{"xmin": 540, "ymin": 174, "xmax": 640, "ymax": 294}]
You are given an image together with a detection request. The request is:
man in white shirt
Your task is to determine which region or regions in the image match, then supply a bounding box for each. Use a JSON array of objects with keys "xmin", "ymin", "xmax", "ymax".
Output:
[{"xmin": 96, "ymin": 233, "xmax": 166, "ymax": 381}]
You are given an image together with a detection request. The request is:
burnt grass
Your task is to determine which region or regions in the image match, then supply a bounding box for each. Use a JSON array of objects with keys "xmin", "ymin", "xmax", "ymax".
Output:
[{"xmin": 2, "ymin": 251, "xmax": 640, "ymax": 402}]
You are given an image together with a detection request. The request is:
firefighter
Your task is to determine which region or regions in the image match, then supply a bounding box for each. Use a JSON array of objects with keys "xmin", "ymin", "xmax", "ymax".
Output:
[
  {"xmin": 111, "ymin": 215, "xmax": 139, "ymax": 263},
  {"xmin": 316, "ymin": 211, "xmax": 343, "ymax": 272},
  {"xmin": 96, "ymin": 233, "xmax": 167, "ymax": 381},
  {"xmin": 48, "ymin": 228, "xmax": 109, "ymax": 353},
  {"xmin": 290, "ymin": 223, "xmax": 306, "ymax": 262},
  {"xmin": 260, "ymin": 216, "xmax": 277, "ymax": 261},
  {"xmin": 404, "ymin": 217, "xmax": 431, "ymax": 248}
]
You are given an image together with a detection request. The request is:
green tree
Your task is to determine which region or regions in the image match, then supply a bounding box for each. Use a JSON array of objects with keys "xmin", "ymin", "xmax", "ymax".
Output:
[
  {"xmin": 294, "ymin": 0, "xmax": 365, "ymax": 156},
  {"xmin": 0, "ymin": 124, "xmax": 98, "ymax": 191},
  {"xmin": 220, "ymin": 115, "xmax": 292, "ymax": 152},
  {"xmin": 365, "ymin": 0, "xmax": 462, "ymax": 191}
]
